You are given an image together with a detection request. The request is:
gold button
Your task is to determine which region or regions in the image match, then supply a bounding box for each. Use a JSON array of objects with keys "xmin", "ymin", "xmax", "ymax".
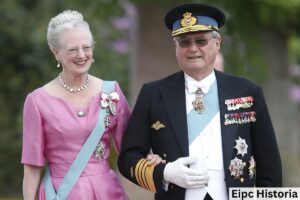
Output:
[{"xmin": 240, "ymin": 178, "xmax": 244, "ymax": 183}]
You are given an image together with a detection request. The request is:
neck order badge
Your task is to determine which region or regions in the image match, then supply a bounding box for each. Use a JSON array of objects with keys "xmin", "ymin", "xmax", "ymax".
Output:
[{"xmin": 192, "ymin": 88, "xmax": 205, "ymax": 113}]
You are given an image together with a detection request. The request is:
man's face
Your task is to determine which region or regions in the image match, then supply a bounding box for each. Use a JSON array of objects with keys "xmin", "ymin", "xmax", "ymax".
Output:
[{"xmin": 174, "ymin": 31, "xmax": 221, "ymax": 80}]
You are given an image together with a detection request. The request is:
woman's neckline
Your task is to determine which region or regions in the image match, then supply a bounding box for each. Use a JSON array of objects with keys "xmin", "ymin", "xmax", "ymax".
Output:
[{"xmin": 39, "ymin": 87, "xmax": 101, "ymax": 111}]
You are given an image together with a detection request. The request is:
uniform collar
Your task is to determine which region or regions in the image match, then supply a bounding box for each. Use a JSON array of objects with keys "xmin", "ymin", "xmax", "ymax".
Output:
[{"xmin": 184, "ymin": 71, "xmax": 216, "ymax": 94}]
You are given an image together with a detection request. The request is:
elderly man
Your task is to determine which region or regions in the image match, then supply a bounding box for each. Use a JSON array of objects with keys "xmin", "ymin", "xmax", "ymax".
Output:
[{"xmin": 118, "ymin": 3, "xmax": 282, "ymax": 200}]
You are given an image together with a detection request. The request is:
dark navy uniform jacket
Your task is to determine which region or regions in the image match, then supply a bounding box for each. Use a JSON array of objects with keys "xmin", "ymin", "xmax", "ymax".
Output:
[{"xmin": 118, "ymin": 70, "xmax": 282, "ymax": 200}]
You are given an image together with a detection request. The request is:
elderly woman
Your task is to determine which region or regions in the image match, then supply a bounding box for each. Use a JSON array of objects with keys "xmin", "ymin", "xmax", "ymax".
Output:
[{"xmin": 21, "ymin": 10, "xmax": 161, "ymax": 200}]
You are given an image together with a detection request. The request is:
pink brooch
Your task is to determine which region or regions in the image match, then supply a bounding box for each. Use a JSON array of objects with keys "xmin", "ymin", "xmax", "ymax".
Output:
[{"xmin": 101, "ymin": 92, "xmax": 119, "ymax": 127}]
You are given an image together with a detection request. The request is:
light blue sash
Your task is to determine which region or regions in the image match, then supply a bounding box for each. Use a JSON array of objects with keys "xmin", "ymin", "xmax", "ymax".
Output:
[
  {"xmin": 187, "ymin": 80, "xmax": 219, "ymax": 145},
  {"xmin": 44, "ymin": 81, "xmax": 116, "ymax": 200}
]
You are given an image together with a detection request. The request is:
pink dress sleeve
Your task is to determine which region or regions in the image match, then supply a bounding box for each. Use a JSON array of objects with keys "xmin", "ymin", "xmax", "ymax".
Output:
[
  {"xmin": 110, "ymin": 82, "xmax": 131, "ymax": 154},
  {"xmin": 21, "ymin": 93, "xmax": 46, "ymax": 166}
]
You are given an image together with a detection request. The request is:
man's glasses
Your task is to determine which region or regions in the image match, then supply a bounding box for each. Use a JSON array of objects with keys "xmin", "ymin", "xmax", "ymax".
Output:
[{"xmin": 174, "ymin": 36, "xmax": 215, "ymax": 48}]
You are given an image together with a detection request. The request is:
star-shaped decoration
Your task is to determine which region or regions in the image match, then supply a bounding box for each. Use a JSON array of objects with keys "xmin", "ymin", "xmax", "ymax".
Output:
[{"xmin": 234, "ymin": 137, "xmax": 248, "ymax": 157}]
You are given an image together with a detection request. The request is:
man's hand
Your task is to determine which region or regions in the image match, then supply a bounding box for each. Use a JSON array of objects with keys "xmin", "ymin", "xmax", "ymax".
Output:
[
  {"xmin": 163, "ymin": 156, "xmax": 209, "ymax": 189},
  {"xmin": 146, "ymin": 154, "xmax": 166, "ymax": 166}
]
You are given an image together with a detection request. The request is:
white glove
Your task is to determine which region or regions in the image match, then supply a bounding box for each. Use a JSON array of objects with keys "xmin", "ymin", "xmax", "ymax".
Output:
[{"xmin": 163, "ymin": 156, "xmax": 209, "ymax": 189}]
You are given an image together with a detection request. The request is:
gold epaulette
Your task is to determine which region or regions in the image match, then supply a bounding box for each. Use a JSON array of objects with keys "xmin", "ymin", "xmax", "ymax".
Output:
[{"xmin": 134, "ymin": 158, "xmax": 156, "ymax": 192}]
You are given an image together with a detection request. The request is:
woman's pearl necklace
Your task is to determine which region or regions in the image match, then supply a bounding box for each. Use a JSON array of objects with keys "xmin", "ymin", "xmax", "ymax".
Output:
[{"xmin": 58, "ymin": 73, "xmax": 90, "ymax": 93}]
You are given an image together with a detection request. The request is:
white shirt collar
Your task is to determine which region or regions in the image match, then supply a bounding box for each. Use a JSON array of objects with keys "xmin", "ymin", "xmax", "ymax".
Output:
[{"xmin": 184, "ymin": 71, "xmax": 216, "ymax": 94}]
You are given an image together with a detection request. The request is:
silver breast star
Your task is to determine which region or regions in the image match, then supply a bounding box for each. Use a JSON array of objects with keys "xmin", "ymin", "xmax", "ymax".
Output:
[{"xmin": 234, "ymin": 137, "xmax": 248, "ymax": 157}]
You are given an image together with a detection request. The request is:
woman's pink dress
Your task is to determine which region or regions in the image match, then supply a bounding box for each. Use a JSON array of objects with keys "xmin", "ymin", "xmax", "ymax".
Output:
[{"xmin": 21, "ymin": 82, "xmax": 131, "ymax": 200}]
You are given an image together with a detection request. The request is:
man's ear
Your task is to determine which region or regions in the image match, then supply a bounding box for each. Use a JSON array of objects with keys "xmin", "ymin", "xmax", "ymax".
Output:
[
  {"xmin": 173, "ymin": 37, "xmax": 178, "ymax": 48},
  {"xmin": 216, "ymin": 37, "xmax": 221, "ymax": 51}
]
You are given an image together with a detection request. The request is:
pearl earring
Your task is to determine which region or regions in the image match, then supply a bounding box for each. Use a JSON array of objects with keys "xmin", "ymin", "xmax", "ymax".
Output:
[
  {"xmin": 57, "ymin": 62, "xmax": 61, "ymax": 68},
  {"xmin": 92, "ymin": 59, "xmax": 95, "ymax": 63}
]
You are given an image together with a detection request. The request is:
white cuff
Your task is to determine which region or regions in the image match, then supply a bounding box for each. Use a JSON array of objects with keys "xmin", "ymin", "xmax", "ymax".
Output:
[{"xmin": 162, "ymin": 180, "xmax": 169, "ymax": 191}]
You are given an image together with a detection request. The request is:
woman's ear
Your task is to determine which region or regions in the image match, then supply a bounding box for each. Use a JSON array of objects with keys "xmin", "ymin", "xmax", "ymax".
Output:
[{"xmin": 51, "ymin": 48, "xmax": 60, "ymax": 61}]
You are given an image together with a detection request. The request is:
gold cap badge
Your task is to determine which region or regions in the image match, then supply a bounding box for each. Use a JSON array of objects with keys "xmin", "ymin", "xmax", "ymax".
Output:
[{"xmin": 180, "ymin": 12, "xmax": 197, "ymax": 27}]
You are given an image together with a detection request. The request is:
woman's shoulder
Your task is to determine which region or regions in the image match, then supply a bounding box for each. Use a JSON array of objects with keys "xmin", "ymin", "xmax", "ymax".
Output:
[
  {"xmin": 90, "ymin": 75, "xmax": 103, "ymax": 84},
  {"xmin": 25, "ymin": 87, "xmax": 46, "ymax": 100},
  {"xmin": 23, "ymin": 87, "xmax": 50, "ymax": 113},
  {"xmin": 91, "ymin": 76, "xmax": 123, "ymax": 91},
  {"xmin": 25, "ymin": 80, "xmax": 58, "ymax": 104}
]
